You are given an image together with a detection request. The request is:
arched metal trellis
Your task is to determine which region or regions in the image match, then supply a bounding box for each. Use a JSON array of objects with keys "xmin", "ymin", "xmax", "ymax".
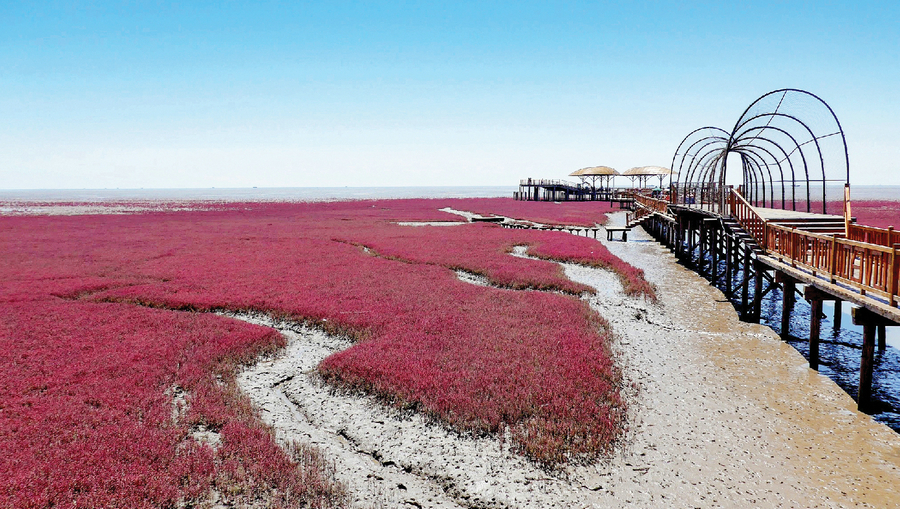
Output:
[{"xmin": 671, "ymin": 89, "xmax": 849, "ymax": 214}]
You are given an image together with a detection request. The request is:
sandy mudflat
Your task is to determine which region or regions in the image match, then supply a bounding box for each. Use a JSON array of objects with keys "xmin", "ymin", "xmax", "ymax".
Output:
[{"xmin": 237, "ymin": 212, "xmax": 900, "ymax": 508}]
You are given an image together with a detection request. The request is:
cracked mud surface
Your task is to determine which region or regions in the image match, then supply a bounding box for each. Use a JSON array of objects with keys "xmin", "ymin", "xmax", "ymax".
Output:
[{"xmin": 236, "ymin": 212, "xmax": 900, "ymax": 508}]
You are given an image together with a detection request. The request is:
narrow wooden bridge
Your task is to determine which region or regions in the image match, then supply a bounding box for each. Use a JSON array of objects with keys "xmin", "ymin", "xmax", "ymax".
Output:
[
  {"xmin": 514, "ymin": 178, "xmax": 635, "ymax": 207},
  {"xmin": 629, "ymin": 188, "xmax": 899, "ymax": 411}
]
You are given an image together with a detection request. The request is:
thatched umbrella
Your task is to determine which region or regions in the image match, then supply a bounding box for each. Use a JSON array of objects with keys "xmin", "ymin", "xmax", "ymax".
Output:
[
  {"xmin": 569, "ymin": 166, "xmax": 619, "ymax": 193},
  {"xmin": 623, "ymin": 166, "xmax": 672, "ymax": 189}
]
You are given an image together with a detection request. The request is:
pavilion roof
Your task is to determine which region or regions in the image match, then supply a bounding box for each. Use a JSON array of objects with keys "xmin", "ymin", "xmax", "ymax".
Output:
[
  {"xmin": 569, "ymin": 165, "xmax": 619, "ymax": 177},
  {"xmin": 623, "ymin": 166, "xmax": 672, "ymax": 176}
]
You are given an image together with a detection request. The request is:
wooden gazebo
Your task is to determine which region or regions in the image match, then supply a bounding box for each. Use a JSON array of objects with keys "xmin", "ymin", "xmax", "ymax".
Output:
[
  {"xmin": 623, "ymin": 166, "xmax": 673, "ymax": 189},
  {"xmin": 569, "ymin": 166, "xmax": 619, "ymax": 198}
]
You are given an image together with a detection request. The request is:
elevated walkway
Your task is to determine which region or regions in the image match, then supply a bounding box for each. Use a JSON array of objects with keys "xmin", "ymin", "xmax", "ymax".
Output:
[{"xmin": 632, "ymin": 188, "xmax": 899, "ymax": 412}]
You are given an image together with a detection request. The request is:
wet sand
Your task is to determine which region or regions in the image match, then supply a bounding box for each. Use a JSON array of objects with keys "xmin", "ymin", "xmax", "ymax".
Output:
[
  {"xmin": 597, "ymin": 214, "xmax": 900, "ymax": 507},
  {"xmin": 237, "ymin": 213, "xmax": 900, "ymax": 508}
]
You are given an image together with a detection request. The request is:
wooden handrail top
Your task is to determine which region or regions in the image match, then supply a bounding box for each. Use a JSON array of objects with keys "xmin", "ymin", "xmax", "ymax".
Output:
[{"xmin": 767, "ymin": 223, "xmax": 898, "ymax": 254}]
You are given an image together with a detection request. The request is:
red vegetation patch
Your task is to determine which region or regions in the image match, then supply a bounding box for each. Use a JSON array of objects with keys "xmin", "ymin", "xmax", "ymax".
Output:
[
  {"xmin": 337, "ymin": 222, "xmax": 594, "ymax": 294},
  {"xmin": 804, "ymin": 199, "xmax": 899, "ymax": 229},
  {"xmin": 1, "ymin": 198, "xmax": 650, "ymax": 504},
  {"xmin": 338, "ymin": 219, "xmax": 654, "ymax": 300},
  {"xmin": 317, "ymin": 274, "xmax": 624, "ymax": 466},
  {"xmin": 0, "ymin": 300, "xmax": 347, "ymax": 508},
  {"xmin": 526, "ymin": 232, "xmax": 657, "ymax": 300},
  {"xmin": 847, "ymin": 200, "xmax": 899, "ymax": 229},
  {"xmin": 443, "ymin": 197, "xmax": 617, "ymax": 227}
]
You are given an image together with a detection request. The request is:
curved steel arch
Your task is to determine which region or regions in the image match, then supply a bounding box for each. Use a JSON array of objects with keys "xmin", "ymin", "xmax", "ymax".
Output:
[
  {"xmin": 731, "ymin": 124, "xmax": 812, "ymax": 210},
  {"xmin": 734, "ymin": 111, "xmax": 828, "ymax": 209},
  {"xmin": 673, "ymin": 89, "xmax": 849, "ymax": 214},
  {"xmin": 670, "ymin": 126, "xmax": 730, "ymax": 207}
]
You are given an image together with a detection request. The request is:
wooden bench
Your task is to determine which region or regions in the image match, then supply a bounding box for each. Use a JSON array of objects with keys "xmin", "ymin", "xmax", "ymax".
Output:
[{"xmin": 605, "ymin": 226, "xmax": 630, "ymax": 241}]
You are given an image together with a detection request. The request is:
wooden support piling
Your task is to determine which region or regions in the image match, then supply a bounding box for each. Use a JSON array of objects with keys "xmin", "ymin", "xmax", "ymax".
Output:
[
  {"xmin": 878, "ymin": 324, "xmax": 887, "ymax": 351},
  {"xmin": 751, "ymin": 260, "xmax": 764, "ymax": 323},
  {"xmin": 777, "ymin": 271, "xmax": 796, "ymax": 337},
  {"xmin": 688, "ymin": 219, "xmax": 697, "ymax": 260},
  {"xmin": 709, "ymin": 220, "xmax": 719, "ymax": 284},
  {"xmin": 809, "ymin": 298, "xmax": 822, "ymax": 370},
  {"xmin": 741, "ymin": 246, "xmax": 751, "ymax": 319},
  {"xmin": 725, "ymin": 233, "xmax": 734, "ymax": 296},
  {"xmin": 859, "ymin": 321, "xmax": 876, "ymax": 412},
  {"xmin": 699, "ymin": 220, "xmax": 708, "ymax": 275},
  {"xmin": 834, "ymin": 299, "xmax": 842, "ymax": 329},
  {"xmin": 852, "ymin": 306, "xmax": 898, "ymax": 411},
  {"xmin": 804, "ymin": 286, "xmax": 835, "ymax": 370}
]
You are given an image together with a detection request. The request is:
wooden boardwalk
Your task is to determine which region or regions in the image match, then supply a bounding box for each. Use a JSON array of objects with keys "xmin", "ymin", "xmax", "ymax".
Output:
[
  {"xmin": 630, "ymin": 190, "xmax": 899, "ymax": 411},
  {"xmin": 515, "ymin": 179, "xmax": 635, "ymax": 206}
]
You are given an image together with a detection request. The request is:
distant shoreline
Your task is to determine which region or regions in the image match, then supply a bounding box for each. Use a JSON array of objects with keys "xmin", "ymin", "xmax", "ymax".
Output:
[
  {"xmin": 0, "ymin": 186, "xmax": 517, "ymax": 202},
  {"xmin": 0, "ymin": 184, "xmax": 897, "ymax": 202}
]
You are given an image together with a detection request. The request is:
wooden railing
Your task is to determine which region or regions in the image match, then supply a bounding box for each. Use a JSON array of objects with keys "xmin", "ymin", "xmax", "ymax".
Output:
[
  {"xmin": 728, "ymin": 188, "xmax": 767, "ymax": 248},
  {"xmin": 848, "ymin": 224, "xmax": 900, "ymax": 248},
  {"xmin": 519, "ymin": 179, "xmax": 583, "ymax": 189},
  {"xmin": 766, "ymin": 223, "xmax": 900, "ymax": 306},
  {"xmin": 633, "ymin": 193, "xmax": 669, "ymax": 214},
  {"xmin": 627, "ymin": 205, "xmax": 653, "ymax": 225}
]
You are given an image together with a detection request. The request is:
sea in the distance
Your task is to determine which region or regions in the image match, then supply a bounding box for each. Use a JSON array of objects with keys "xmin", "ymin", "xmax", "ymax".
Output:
[
  {"xmin": 0, "ymin": 186, "xmax": 517, "ymax": 202},
  {"xmin": 0, "ymin": 184, "xmax": 897, "ymax": 202}
]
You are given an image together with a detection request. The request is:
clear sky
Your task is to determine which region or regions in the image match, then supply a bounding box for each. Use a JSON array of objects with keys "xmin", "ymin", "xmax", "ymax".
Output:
[{"xmin": 2, "ymin": 1, "xmax": 898, "ymax": 189}]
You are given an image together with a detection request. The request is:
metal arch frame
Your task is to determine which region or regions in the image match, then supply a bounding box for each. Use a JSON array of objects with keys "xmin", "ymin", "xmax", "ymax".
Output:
[
  {"xmin": 670, "ymin": 126, "xmax": 730, "ymax": 206},
  {"xmin": 671, "ymin": 127, "xmax": 730, "ymax": 178},
  {"xmin": 731, "ymin": 128, "xmax": 805, "ymax": 209},
  {"xmin": 731, "ymin": 141, "xmax": 790, "ymax": 208},
  {"xmin": 681, "ymin": 148, "xmax": 724, "ymax": 209},
  {"xmin": 733, "ymin": 88, "xmax": 849, "ymax": 185},
  {"xmin": 731, "ymin": 124, "xmax": 809, "ymax": 209},
  {"xmin": 672, "ymin": 88, "xmax": 849, "ymax": 215},
  {"xmin": 682, "ymin": 142, "xmax": 727, "ymax": 187},
  {"xmin": 733, "ymin": 146, "xmax": 785, "ymax": 209},
  {"xmin": 732, "ymin": 111, "xmax": 828, "ymax": 211}
]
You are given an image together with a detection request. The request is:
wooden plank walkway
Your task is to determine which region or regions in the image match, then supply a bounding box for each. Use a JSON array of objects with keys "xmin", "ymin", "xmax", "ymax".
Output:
[{"xmin": 631, "ymin": 189, "xmax": 899, "ymax": 411}]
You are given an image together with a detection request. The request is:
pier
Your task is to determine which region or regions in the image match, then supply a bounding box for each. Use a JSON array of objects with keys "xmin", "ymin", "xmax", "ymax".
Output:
[
  {"xmin": 514, "ymin": 178, "xmax": 635, "ymax": 207},
  {"xmin": 620, "ymin": 89, "xmax": 899, "ymax": 412},
  {"xmin": 631, "ymin": 188, "xmax": 899, "ymax": 411}
]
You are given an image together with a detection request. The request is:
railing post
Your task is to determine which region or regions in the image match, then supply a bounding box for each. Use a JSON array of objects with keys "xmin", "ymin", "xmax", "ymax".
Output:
[
  {"xmin": 891, "ymin": 243, "xmax": 900, "ymax": 307},
  {"xmin": 843, "ymin": 183, "xmax": 852, "ymax": 238},
  {"xmin": 829, "ymin": 236, "xmax": 838, "ymax": 284},
  {"xmin": 791, "ymin": 227, "xmax": 797, "ymax": 268}
]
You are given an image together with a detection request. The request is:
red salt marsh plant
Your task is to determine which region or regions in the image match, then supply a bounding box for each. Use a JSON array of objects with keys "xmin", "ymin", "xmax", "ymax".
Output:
[
  {"xmin": 443, "ymin": 197, "xmax": 616, "ymax": 227},
  {"xmin": 525, "ymin": 231, "xmax": 657, "ymax": 300},
  {"xmin": 0, "ymin": 299, "xmax": 347, "ymax": 508},
  {"xmin": 846, "ymin": 200, "xmax": 899, "ymax": 229},
  {"xmin": 336, "ymin": 222, "xmax": 595, "ymax": 295},
  {"xmin": 801, "ymin": 199, "xmax": 899, "ymax": 229},
  {"xmin": 0, "ymin": 197, "xmax": 651, "ymax": 506},
  {"xmin": 339, "ymin": 219, "xmax": 654, "ymax": 300}
]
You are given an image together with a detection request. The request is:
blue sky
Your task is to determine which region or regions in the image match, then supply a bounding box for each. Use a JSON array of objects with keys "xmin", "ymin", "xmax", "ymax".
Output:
[{"xmin": 2, "ymin": 1, "xmax": 898, "ymax": 189}]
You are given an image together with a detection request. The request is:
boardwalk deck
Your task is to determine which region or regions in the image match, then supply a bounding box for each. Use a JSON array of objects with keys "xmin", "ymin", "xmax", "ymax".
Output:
[{"xmin": 752, "ymin": 207, "xmax": 845, "ymax": 222}]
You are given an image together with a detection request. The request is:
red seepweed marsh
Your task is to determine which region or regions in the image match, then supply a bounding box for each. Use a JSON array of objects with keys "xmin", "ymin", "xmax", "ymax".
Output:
[{"xmin": 0, "ymin": 198, "xmax": 652, "ymax": 507}]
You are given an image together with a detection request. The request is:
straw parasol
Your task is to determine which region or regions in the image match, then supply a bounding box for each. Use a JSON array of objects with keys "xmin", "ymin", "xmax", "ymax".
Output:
[
  {"xmin": 569, "ymin": 166, "xmax": 619, "ymax": 192},
  {"xmin": 623, "ymin": 166, "xmax": 673, "ymax": 188}
]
